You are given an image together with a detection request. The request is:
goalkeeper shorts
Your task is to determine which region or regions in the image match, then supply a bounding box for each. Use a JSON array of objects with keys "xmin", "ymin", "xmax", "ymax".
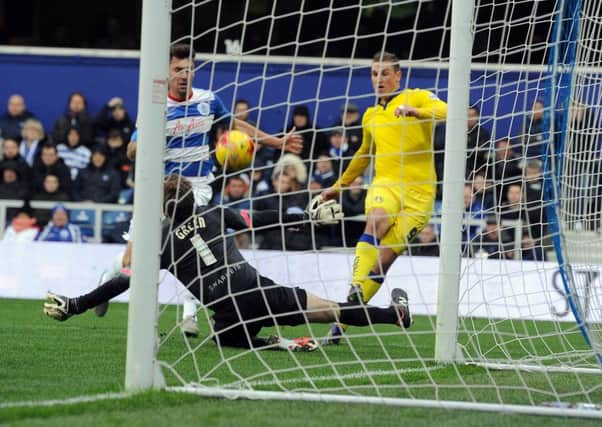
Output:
[{"xmin": 211, "ymin": 275, "xmax": 308, "ymax": 348}]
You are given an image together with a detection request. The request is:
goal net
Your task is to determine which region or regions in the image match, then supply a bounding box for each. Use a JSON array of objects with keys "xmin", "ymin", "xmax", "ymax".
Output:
[{"xmin": 129, "ymin": 0, "xmax": 602, "ymax": 417}]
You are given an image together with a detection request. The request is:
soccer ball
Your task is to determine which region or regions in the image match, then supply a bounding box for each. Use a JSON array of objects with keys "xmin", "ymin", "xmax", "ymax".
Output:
[{"xmin": 215, "ymin": 130, "xmax": 255, "ymax": 171}]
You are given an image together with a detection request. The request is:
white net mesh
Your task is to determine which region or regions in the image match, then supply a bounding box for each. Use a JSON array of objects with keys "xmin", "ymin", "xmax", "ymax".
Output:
[{"xmin": 147, "ymin": 0, "xmax": 602, "ymax": 414}]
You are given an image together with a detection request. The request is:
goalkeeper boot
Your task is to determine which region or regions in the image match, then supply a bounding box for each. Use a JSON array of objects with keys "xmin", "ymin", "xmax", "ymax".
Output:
[
  {"xmin": 391, "ymin": 288, "xmax": 413, "ymax": 329},
  {"xmin": 94, "ymin": 270, "xmax": 114, "ymax": 317},
  {"xmin": 43, "ymin": 291, "xmax": 72, "ymax": 321},
  {"xmin": 181, "ymin": 316, "xmax": 200, "ymax": 338}
]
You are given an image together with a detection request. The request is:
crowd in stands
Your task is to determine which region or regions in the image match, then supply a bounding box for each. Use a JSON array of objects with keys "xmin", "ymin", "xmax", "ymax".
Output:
[
  {"xmin": 0, "ymin": 91, "xmax": 577, "ymax": 261},
  {"xmin": 0, "ymin": 93, "xmax": 133, "ymax": 206}
]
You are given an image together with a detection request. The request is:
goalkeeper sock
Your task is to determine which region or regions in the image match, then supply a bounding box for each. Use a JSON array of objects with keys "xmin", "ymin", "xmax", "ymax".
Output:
[
  {"xmin": 338, "ymin": 302, "xmax": 398, "ymax": 326},
  {"xmin": 361, "ymin": 272, "xmax": 385, "ymax": 303},
  {"xmin": 351, "ymin": 234, "xmax": 380, "ymax": 288},
  {"xmin": 71, "ymin": 275, "xmax": 130, "ymax": 314}
]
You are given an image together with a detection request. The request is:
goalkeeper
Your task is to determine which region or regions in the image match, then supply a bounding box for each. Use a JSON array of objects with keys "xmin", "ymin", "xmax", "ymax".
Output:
[
  {"xmin": 320, "ymin": 52, "xmax": 447, "ymax": 344},
  {"xmin": 44, "ymin": 175, "xmax": 411, "ymax": 351}
]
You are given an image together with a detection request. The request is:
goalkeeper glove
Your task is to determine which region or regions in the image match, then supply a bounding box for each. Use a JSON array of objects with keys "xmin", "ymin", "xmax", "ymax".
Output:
[{"xmin": 307, "ymin": 194, "xmax": 344, "ymax": 225}]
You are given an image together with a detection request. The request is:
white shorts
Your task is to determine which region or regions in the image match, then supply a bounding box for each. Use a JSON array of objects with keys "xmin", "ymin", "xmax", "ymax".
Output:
[
  {"xmin": 187, "ymin": 175, "xmax": 214, "ymax": 206},
  {"xmin": 125, "ymin": 175, "xmax": 213, "ymax": 242}
]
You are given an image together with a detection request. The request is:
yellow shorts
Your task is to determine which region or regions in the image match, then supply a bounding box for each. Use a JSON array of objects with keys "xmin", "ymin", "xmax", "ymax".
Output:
[{"xmin": 364, "ymin": 180, "xmax": 434, "ymax": 254}]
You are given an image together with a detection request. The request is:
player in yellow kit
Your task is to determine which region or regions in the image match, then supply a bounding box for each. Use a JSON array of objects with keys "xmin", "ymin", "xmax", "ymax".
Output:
[{"xmin": 320, "ymin": 52, "xmax": 447, "ymax": 344}]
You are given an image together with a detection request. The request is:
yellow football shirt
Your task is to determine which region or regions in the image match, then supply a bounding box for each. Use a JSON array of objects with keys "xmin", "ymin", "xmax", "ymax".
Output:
[{"xmin": 334, "ymin": 88, "xmax": 447, "ymax": 195}]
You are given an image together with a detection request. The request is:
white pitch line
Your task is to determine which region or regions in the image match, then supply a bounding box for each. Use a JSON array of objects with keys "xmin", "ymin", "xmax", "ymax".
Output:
[
  {"xmin": 0, "ymin": 392, "xmax": 132, "ymax": 409},
  {"xmin": 224, "ymin": 366, "xmax": 442, "ymax": 388},
  {"xmin": 0, "ymin": 367, "xmax": 443, "ymax": 409}
]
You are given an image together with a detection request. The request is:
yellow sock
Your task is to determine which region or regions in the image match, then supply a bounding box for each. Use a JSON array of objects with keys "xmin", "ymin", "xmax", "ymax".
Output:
[
  {"xmin": 361, "ymin": 277, "xmax": 383, "ymax": 303},
  {"xmin": 352, "ymin": 234, "xmax": 380, "ymax": 287}
]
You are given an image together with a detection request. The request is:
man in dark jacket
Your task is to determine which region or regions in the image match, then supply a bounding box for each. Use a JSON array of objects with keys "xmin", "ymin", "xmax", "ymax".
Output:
[
  {"xmin": 0, "ymin": 94, "xmax": 36, "ymax": 140},
  {"xmin": 466, "ymin": 106, "xmax": 491, "ymax": 178},
  {"xmin": 1, "ymin": 137, "xmax": 32, "ymax": 187},
  {"xmin": 331, "ymin": 103, "xmax": 362, "ymax": 155},
  {"xmin": 284, "ymin": 105, "xmax": 329, "ymax": 162},
  {"xmin": 0, "ymin": 161, "xmax": 30, "ymax": 200},
  {"xmin": 73, "ymin": 145, "xmax": 121, "ymax": 203},
  {"xmin": 95, "ymin": 97, "xmax": 134, "ymax": 142},
  {"xmin": 32, "ymin": 144, "xmax": 72, "ymax": 195},
  {"xmin": 52, "ymin": 92, "xmax": 95, "ymax": 147}
]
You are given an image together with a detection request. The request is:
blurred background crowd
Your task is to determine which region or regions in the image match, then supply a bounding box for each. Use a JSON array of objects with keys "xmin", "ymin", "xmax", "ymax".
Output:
[{"xmin": 0, "ymin": 89, "xmax": 573, "ymax": 263}]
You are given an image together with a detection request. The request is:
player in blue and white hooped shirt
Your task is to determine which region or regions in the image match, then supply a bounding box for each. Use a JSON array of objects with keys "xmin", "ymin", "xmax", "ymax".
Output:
[
  {"xmin": 117, "ymin": 44, "xmax": 303, "ymax": 336},
  {"xmin": 128, "ymin": 88, "xmax": 229, "ymax": 205}
]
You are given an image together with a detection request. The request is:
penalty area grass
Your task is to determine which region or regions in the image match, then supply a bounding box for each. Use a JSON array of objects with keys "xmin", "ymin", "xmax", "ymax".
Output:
[{"xmin": 0, "ymin": 298, "xmax": 600, "ymax": 427}]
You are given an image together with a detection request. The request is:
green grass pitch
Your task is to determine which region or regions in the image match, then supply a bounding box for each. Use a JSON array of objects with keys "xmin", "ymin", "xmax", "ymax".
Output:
[{"xmin": 1, "ymin": 298, "xmax": 600, "ymax": 426}]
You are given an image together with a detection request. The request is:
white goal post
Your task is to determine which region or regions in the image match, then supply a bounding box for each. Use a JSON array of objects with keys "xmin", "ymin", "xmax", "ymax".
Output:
[{"xmin": 127, "ymin": 0, "xmax": 602, "ymax": 418}]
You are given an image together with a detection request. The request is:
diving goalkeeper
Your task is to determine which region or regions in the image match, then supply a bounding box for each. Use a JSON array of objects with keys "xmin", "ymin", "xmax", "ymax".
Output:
[
  {"xmin": 44, "ymin": 175, "xmax": 411, "ymax": 351},
  {"xmin": 320, "ymin": 52, "xmax": 447, "ymax": 344}
]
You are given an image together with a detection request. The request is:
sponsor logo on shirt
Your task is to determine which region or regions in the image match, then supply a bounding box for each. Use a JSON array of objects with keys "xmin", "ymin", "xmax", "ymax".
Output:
[
  {"xmin": 166, "ymin": 115, "xmax": 214, "ymax": 137},
  {"xmin": 197, "ymin": 102, "xmax": 210, "ymax": 115}
]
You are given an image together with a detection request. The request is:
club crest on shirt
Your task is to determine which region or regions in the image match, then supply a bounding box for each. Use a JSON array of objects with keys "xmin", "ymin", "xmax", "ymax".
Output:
[{"xmin": 197, "ymin": 102, "xmax": 210, "ymax": 116}]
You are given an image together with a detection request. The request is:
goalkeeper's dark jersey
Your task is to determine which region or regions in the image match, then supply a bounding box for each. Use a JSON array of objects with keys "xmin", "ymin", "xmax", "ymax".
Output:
[{"xmin": 160, "ymin": 206, "xmax": 303, "ymax": 307}]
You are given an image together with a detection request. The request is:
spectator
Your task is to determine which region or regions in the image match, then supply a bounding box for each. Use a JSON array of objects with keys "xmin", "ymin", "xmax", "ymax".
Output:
[
  {"xmin": 249, "ymin": 159, "xmax": 270, "ymax": 197},
  {"xmin": 19, "ymin": 118, "xmax": 45, "ymax": 167},
  {"xmin": 255, "ymin": 170, "xmax": 311, "ymax": 250},
  {"xmin": 32, "ymin": 143, "xmax": 72, "ymax": 195},
  {"xmin": 95, "ymin": 97, "xmax": 134, "ymax": 142},
  {"xmin": 32, "ymin": 173, "xmax": 71, "ymax": 225},
  {"xmin": 470, "ymin": 215, "xmax": 513, "ymax": 259},
  {"xmin": 0, "ymin": 161, "xmax": 30, "ymax": 200},
  {"xmin": 233, "ymin": 99, "xmax": 255, "ymax": 125},
  {"xmin": 312, "ymin": 155, "xmax": 337, "ymax": 189},
  {"xmin": 500, "ymin": 183, "xmax": 543, "ymax": 239},
  {"xmin": 327, "ymin": 128, "xmax": 352, "ymax": 175},
  {"xmin": 2, "ymin": 204, "xmax": 39, "ymax": 242},
  {"xmin": 489, "ymin": 137, "xmax": 522, "ymax": 202},
  {"xmin": 52, "ymin": 92, "xmax": 95, "ymax": 147},
  {"xmin": 73, "ymin": 145, "xmax": 121, "ymax": 203},
  {"xmin": 285, "ymin": 105, "xmax": 328, "ymax": 162},
  {"xmin": 332, "ymin": 103, "xmax": 362, "ymax": 154},
  {"xmin": 472, "ymin": 172, "xmax": 495, "ymax": 211},
  {"xmin": 463, "ymin": 183, "xmax": 486, "ymax": 245},
  {"xmin": 1, "ymin": 137, "xmax": 31, "ymax": 187},
  {"xmin": 341, "ymin": 175, "xmax": 366, "ymax": 247},
  {"xmin": 0, "ymin": 94, "xmax": 35, "ymax": 140},
  {"xmin": 33, "ymin": 173, "xmax": 70, "ymax": 202},
  {"xmin": 520, "ymin": 233, "xmax": 545, "ymax": 261},
  {"xmin": 433, "ymin": 123, "xmax": 446, "ymax": 200},
  {"xmin": 272, "ymin": 153, "xmax": 308, "ymax": 195},
  {"xmin": 57, "ymin": 126, "xmax": 91, "ymax": 181},
  {"xmin": 36, "ymin": 203, "xmax": 85, "ymax": 243},
  {"xmin": 120, "ymin": 160, "xmax": 136, "ymax": 204},
  {"xmin": 523, "ymin": 160, "xmax": 547, "ymax": 237},
  {"xmin": 521, "ymin": 99, "xmax": 545, "ymax": 160},
  {"xmin": 408, "ymin": 223, "xmax": 440, "ymax": 257},
  {"xmin": 105, "ymin": 129, "xmax": 131, "ymax": 188},
  {"xmin": 466, "ymin": 106, "xmax": 491, "ymax": 178},
  {"xmin": 524, "ymin": 159, "xmax": 543, "ymax": 199},
  {"xmin": 217, "ymin": 174, "xmax": 251, "ymax": 210}
]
